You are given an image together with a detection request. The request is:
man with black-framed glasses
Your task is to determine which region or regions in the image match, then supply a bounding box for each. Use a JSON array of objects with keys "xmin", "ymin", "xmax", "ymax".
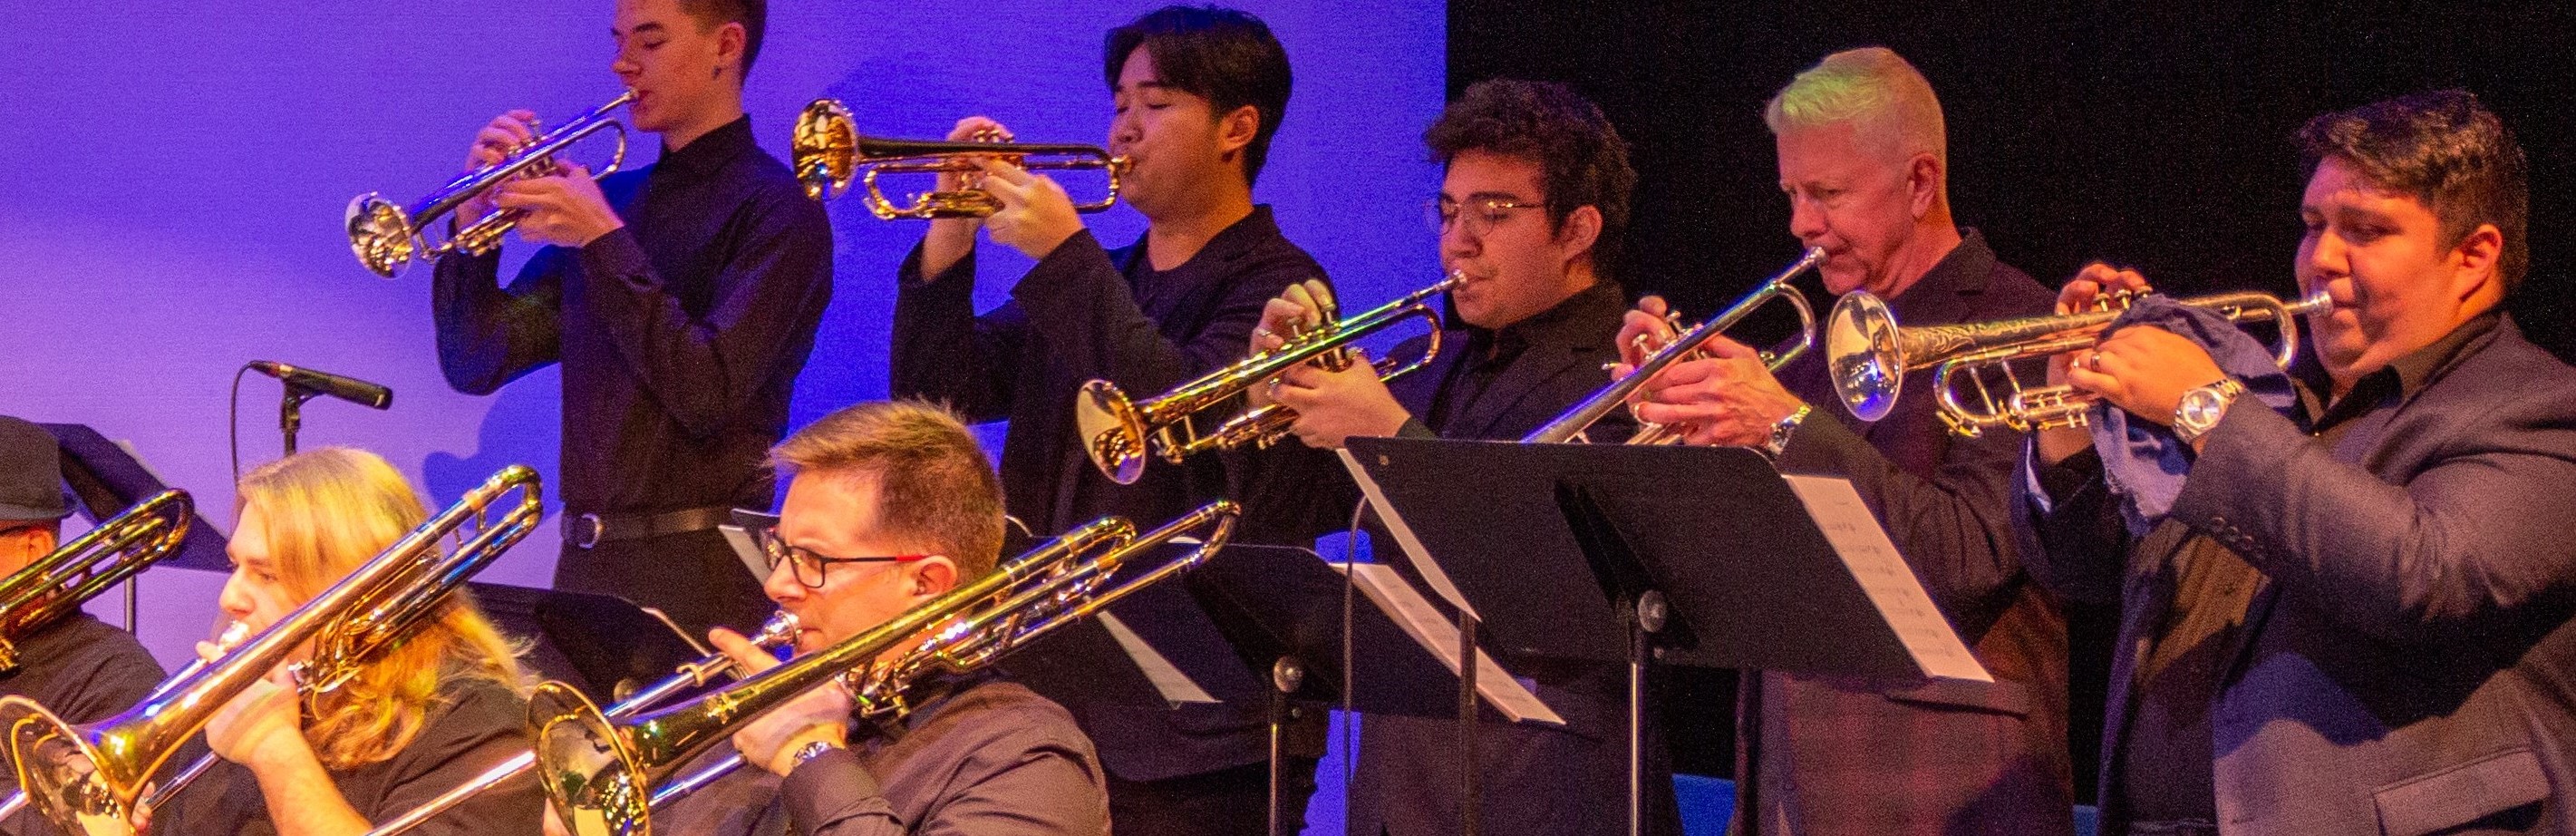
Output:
[
  {"xmin": 641, "ymin": 400, "xmax": 1110, "ymax": 836},
  {"xmin": 1226, "ymin": 78, "xmax": 1676, "ymax": 836}
]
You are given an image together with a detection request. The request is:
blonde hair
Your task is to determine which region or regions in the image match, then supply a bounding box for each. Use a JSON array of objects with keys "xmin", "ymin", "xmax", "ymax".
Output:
[
  {"xmin": 1764, "ymin": 46, "xmax": 1948, "ymax": 172},
  {"xmin": 234, "ymin": 448, "xmax": 527, "ymax": 770},
  {"xmin": 768, "ymin": 401, "xmax": 1007, "ymax": 581}
]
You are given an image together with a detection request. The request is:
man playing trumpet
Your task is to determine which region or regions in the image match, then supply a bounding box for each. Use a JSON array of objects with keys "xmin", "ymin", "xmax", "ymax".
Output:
[
  {"xmin": 2018, "ymin": 90, "xmax": 2576, "ymax": 836},
  {"xmin": 641, "ymin": 401, "xmax": 1109, "ymax": 836},
  {"xmin": 1619, "ymin": 47, "xmax": 2074, "ymax": 835}
]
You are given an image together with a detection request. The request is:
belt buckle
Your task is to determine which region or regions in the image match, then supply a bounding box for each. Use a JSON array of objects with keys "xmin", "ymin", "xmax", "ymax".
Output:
[{"xmin": 570, "ymin": 512, "xmax": 605, "ymax": 549}]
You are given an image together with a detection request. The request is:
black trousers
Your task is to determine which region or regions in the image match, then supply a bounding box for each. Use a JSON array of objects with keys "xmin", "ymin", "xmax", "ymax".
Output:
[
  {"xmin": 554, "ymin": 528, "xmax": 773, "ymax": 639},
  {"xmin": 1108, "ymin": 757, "xmax": 1323, "ymax": 836}
]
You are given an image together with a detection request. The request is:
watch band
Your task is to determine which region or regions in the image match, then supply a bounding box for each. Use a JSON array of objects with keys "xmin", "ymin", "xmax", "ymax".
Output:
[
  {"xmin": 789, "ymin": 738, "xmax": 841, "ymax": 771},
  {"xmin": 2173, "ymin": 378, "xmax": 2246, "ymax": 444},
  {"xmin": 1763, "ymin": 404, "xmax": 1813, "ymax": 459}
]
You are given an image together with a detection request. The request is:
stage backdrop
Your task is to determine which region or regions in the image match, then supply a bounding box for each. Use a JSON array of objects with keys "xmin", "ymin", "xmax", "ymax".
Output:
[{"xmin": 0, "ymin": 3, "xmax": 1442, "ymax": 828}]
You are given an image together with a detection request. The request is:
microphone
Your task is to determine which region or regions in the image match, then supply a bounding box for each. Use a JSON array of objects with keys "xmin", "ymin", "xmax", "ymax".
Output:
[{"xmin": 247, "ymin": 361, "xmax": 394, "ymax": 410}]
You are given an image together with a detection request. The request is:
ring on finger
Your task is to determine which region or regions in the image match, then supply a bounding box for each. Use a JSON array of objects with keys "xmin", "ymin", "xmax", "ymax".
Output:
[{"xmin": 2087, "ymin": 353, "xmax": 2104, "ymax": 372}]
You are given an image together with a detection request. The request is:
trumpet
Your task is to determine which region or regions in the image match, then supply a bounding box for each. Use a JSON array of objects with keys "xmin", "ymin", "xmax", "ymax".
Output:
[
  {"xmin": 532, "ymin": 501, "xmax": 1238, "ymax": 836},
  {"xmin": 792, "ymin": 98, "xmax": 1128, "ymax": 218},
  {"xmin": 360, "ymin": 611, "xmax": 804, "ymax": 836},
  {"xmin": 1078, "ymin": 274, "xmax": 1462, "ymax": 485},
  {"xmin": 347, "ymin": 92, "xmax": 636, "ymax": 277},
  {"xmin": 1827, "ymin": 287, "xmax": 2331, "ymax": 437},
  {"xmin": 0, "ymin": 491, "xmax": 189, "ymax": 672},
  {"xmin": 1525, "ymin": 248, "xmax": 1824, "ymax": 444},
  {"xmin": 0, "ymin": 465, "xmax": 544, "ymax": 836}
]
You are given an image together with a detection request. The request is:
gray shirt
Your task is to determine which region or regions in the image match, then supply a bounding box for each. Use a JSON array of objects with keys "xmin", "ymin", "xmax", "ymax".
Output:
[{"xmin": 660, "ymin": 676, "xmax": 1108, "ymax": 836}]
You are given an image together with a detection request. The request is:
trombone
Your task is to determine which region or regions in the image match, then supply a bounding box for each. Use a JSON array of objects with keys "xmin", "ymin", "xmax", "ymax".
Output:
[
  {"xmin": 0, "ymin": 490, "xmax": 190, "ymax": 672},
  {"xmin": 792, "ymin": 98, "xmax": 1128, "ymax": 218},
  {"xmin": 359, "ymin": 612, "xmax": 804, "ymax": 836},
  {"xmin": 1525, "ymin": 248, "xmax": 1825, "ymax": 444},
  {"xmin": 347, "ymin": 92, "xmax": 636, "ymax": 277},
  {"xmin": 532, "ymin": 501, "xmax": 1238, "ymax": 836},
  {"xmin": 1826, "ymin": 287, "xmax": 2331, "ymax": 437},
  {"xmin": 0, "ymin": 465, "xmax": 544, "ymax": 836},
  {"xmin": 1078, "ymin": 273, "xmax": 1463, "ymax": 485}
]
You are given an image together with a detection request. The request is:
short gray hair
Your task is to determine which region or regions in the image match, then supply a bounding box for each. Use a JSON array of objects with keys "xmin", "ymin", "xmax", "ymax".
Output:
[{"xmin": 1764, "ymin": 47, "xmax": 1947, "ymax": 170}]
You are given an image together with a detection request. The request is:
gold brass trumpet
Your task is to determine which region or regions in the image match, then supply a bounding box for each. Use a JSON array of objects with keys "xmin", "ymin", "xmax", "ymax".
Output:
[
  {"xmin": 347, "ymin": 92, "xmax": 636, "ymax": 277},
  {"xmin": 0, "ymin": 465, "xmax": 544, "ymax": 836},
  {"xmin": 1078, "ymin": 274, "xmax": 1463, "ymax": 485},
  {"xmin": 792, "ymin": 98, "xmax": 1128, "ymax": 218},
  {"xmin": 1826, "ymin": 287, "xmax": 2331, "ymax": 437},
  {"xmin": 0, "ymin": 491, "xmax": 189, "ymax": 672},
  {"xmin": 531, "ymin": 501, "xmax": 1237, "ymax": 836},
  {"xmin": 1525, "ymin": 248, "xmax": 1824, "ymax": 444}
]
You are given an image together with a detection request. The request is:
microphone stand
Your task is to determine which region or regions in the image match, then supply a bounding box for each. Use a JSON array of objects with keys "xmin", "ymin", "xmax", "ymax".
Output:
[{"xmin": 279, "ymin": 384, "xmax": 321, "ymax": 456}]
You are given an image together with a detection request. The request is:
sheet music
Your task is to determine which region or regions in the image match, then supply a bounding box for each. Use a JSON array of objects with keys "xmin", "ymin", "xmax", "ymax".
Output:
[
  {"xmin": 1335, "ymin": 449, "xmax": 1480, "ymax": 619},
  {"xmin": 1328, "ymin": 561, "xmax": 1564, "ymax": 725},
  {"xmin": 1095, "ymin": 612, "xmax": 1219, "ymax": 705},
  {"xmin": 1781, "ymin": 474, "xmax": 1993, "ymax": 684}
]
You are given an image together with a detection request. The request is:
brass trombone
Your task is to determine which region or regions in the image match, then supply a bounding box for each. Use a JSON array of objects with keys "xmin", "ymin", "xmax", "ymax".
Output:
[
  {"xmin": 532, "ymin": 501, "xmax": 1238, "ymax": 836},
  {"xmin": 1826, "ymin": 287, "xmax": 2331, "ymax": 437},
  {"xmin": 1078, "ymin": 273, "xmax": 1463, "ymax": 485},
  {"xmin": 0, "ymin": 465, "xmax": 544, "ymax": 836},
  {"xmin": 0, "ymin": 491, "xmax": 190, "ymax": 672},
  {"xmin": 347, "ymin": 92, "xmax": 636, "ymax": 277},
  {"xmin": 791, "ymin": 98, "xmax": 1128, "ymax": 218},
  {"xmin": 1525, "ymin": 248, "xmax": 1825, "ymax": 444}
]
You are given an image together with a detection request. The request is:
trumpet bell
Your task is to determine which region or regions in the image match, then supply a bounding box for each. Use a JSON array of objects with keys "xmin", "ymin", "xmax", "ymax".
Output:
[
  {"xmin": 530, "ymin": 682, "xmax": 645, "ymax": 836},
  {"xmin": 346, "ymin": 194, "xmax": 421, "ymax": 279},
  {"xmin": 1076, "ymin": 381, "xmax": 1151, "ymax": 486},
  {"xmin": 791, "ymin": 99, "xmax": 857, "ymax": 201},
  {"xmin": 1825, "ymin": 290, "xmax": 1904, "ymax": 423}
]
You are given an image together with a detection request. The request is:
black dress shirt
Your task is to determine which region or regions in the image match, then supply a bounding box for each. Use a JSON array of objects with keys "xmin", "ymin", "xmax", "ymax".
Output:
[
  {"xmin": 152, "ymin": 676, "xmax": 540, "ymax": 836},
  {"xmin": 433, "ymin": 116, "xmax": 835, "ymax": 518},
  {"xmin": 654, "ymin": 676, "xmax": 1109, "ymax": 836},
  {"xmin": 888, "ymin": 207, "xmax": 1326, "ymax": 783},
  {"xmin": 0, "ymin": 614, "xmax": 165, "ymax": 836}
]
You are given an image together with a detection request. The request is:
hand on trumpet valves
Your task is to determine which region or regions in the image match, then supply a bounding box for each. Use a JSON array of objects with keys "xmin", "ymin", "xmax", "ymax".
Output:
[
  {"xmin": 709, "ymin": 627, "xmax": 852, "ymax": 775},
  {"xmin": 1245, "ymin": 279, "xmax": 1334, "ymax": 410},
  {"xmin": 199, "ymin": 641, "xmax": 309, "ymax": 773},
  {"xmin": 494, "ymin": 162, "xmax": 626, "ymax": 248},
  {"xmin": 2065, "ymin": 326, "xmax": 2226, "ymax": 433},
  {"xmin": 919, "ymin": 116, "xmax": 1015, "ymax": 277},
  {"xmin": 970, "ymin": 156, "xmax": 1086, "ymax": 261},
  {"xmin": 2037, "ymin": 262, "xmax": 2155, "ymax": 463},
  {"xmin": 1267, "ymin": 348, "xmax": 1411, "ymax": 451},
  {"xmin": 1625, "ymin": 335, "xmax": 1807, "ymax": 448},
  {"xmin": 457, "ymin": 110, "xmax": 539, "ymax": 229},
  {"xmin": 1610, "ymin": 295, "xmax": 1685, "ymax": 377}
]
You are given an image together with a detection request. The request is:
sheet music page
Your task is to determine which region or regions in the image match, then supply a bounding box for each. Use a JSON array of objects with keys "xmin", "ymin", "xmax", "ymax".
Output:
[
  {"xmin": 1334, "ymin": 449, "xmax": 1480, "ymax": 619},
  {"xmin": 1327, "ymin": 561, "xmax": 1564, "ymax": 725},
  {"xmin": 1780, "ymin": 474, "xmax": 1994, "ymax": 684},
  {"xmin": 1095, "ymin": 612, "xmax": 1219, "ymax": 705}
]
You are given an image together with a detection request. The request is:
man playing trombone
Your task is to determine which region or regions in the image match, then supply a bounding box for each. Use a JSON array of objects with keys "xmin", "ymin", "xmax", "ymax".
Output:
[
  {"xmin": 640, "ymin": 401, "xmax": 1109, "ymax": 836},
  {"xmin": 2017, "ymin": 90, "xmax": 2576, "ymax": 836},
  {"xmin": 432, "ymin": 0, "xmax": 835, "ymax": 637},
  {"xmin": 1619, "ymin": 48, "xmax": 2074, "ymax": 834},
  {"xmin": 886, "ymin": 7, "xmax": 1324, "ymax": 831},
  {"xmin": 0, "ymin": 417, "xmax": 167, "ymax": 836},
  {"xmin": 1231, "ymin": 78, "xmax": 1670, "ymax": 835}
]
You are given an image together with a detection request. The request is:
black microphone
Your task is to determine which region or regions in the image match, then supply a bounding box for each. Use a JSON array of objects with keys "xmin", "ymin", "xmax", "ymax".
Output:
[{"xmin": 247, "ymin": 361, "xmax": 394, "ymax": 410}]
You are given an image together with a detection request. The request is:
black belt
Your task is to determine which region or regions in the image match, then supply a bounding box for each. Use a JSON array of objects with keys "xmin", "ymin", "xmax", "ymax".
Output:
[{"xmin": 564, "ymin": 506, "xmax": 735, "ymax": 549}]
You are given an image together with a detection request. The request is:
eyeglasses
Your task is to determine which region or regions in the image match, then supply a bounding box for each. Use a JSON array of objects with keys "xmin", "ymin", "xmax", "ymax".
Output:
[
  {"xmin": 750, "ymin": 525, "xmax": 935, "ymax": 588},
  {"xmin": 1425, "ymin": 197, "xmax": 1543, "ymax": 238}
]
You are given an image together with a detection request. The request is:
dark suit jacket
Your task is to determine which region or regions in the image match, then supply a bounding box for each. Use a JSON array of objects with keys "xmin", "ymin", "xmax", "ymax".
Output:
[
  {"xmin": 890, "ymin": 206, "xmax": 1326, "ymax": 783},
  {"xmin": 1754, "ymin": 230, "xmax": 2076, "ymax": 835},
  {"xmin": 1231, "ymin": 280, "xmax": 1684, "ymax": 836},
  {"xmin": 2019, "ymin": 314, "xmax": 2576, "ymax": 835}
]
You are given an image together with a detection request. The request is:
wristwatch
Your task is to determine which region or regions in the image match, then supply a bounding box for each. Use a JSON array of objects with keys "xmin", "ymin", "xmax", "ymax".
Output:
[
  {"xmin": 2171, "ymin": 378, "xmax": 2246, "ymax": 445},
  {"xmin": 1762, "ymin": 404, "xmax": 1813, "ymax": 459},
  {"xmin": 789, "ymin": 738, "xmax": 842, "ymax": 772}
]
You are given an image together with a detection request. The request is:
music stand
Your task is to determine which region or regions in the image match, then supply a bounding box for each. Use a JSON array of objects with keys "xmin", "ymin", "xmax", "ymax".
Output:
[{"xmin": 1343, "ymin": 437, "xmax": 1990, "ymax": 836}]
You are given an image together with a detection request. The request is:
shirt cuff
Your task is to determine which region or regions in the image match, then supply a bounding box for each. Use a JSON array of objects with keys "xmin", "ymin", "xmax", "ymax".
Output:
[
  {"xmin": 2022, "ymin": 441, "xmax": 2102, "ymax": 516},
  {"xmin": 900, "ymin": 238, "xmax": 977, "ymax": 289},
  {"xmin": 780, "ymin": 746, "xmax": 890, "ymax": 834},
  {"xmin": 576, "ymin": 227, "xmax": 652, "ymax": 287}
]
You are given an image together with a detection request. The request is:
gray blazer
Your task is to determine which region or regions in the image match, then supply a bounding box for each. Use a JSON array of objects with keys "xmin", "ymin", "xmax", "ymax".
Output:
[{"xmin": 2019, "ymin": 316, "xmax": 2576, "ymax": 835}]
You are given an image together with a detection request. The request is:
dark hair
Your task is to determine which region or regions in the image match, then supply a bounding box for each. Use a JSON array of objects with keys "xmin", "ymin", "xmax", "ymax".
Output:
[
  {"xmin": 1105, "ymin": 5, "xmax": 1293, "ymax": 185},
  {"xmin": 2297, "ymin": 89, "xmax": 2529, "ymax": 292},
  {"xmin": 770, "ymin": 401, "xmax": 1008, "ymax": 580},
  {"xmin": 677, "ymin": 0, "xmax": 768, "ymax": 78},
  {"xmin": 1425, "ymin": 79, "xmax": 1636, "ymax": 279}
]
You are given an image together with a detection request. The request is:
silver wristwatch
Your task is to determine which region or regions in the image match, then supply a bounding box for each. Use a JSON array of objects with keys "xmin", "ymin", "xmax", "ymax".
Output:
[
  {"xmin": 789, "ymin": 739, "xmax": 841, "ymax": 772},
  {"xmin": 2171, "ymin": 378, "xmax": 2246, "ymax": 445},
  {"xmin": 1763, "ymin": 404, "xmax": 1813, "ymax": 459}
]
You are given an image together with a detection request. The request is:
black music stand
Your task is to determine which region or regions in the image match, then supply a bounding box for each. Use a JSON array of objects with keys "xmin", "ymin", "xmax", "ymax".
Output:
[
  {"xmin": 468, "ymin": 584, "xmax": 717, "ymax": 706},
  {"xmin": 1344, "ymin": 437, "xmax": 1986, "ymax": 836},
  {"xmin": 42, "ymin": 423, "xmax": 232, "ymax": 572}
]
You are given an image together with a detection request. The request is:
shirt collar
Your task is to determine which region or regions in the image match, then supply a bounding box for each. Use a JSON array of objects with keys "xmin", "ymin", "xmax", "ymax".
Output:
[
  {"xmin": 1123, "ymin": 205, "xmax": 1280, "ymax": 276},
  {"xmin": 2297, "ymin": 309, "xmax": 2500, "ymax": 428},
  {"xmin": 654, "ymin": 116, "xmax": 757, "ymax": 180},
  {"xmin": 1463, "ymin": 279, "xmax": 1626, "ymax": 360},
  {"xmin": 1884, "ymin": 228, "xmax": 1997, "ymax": 323}
]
